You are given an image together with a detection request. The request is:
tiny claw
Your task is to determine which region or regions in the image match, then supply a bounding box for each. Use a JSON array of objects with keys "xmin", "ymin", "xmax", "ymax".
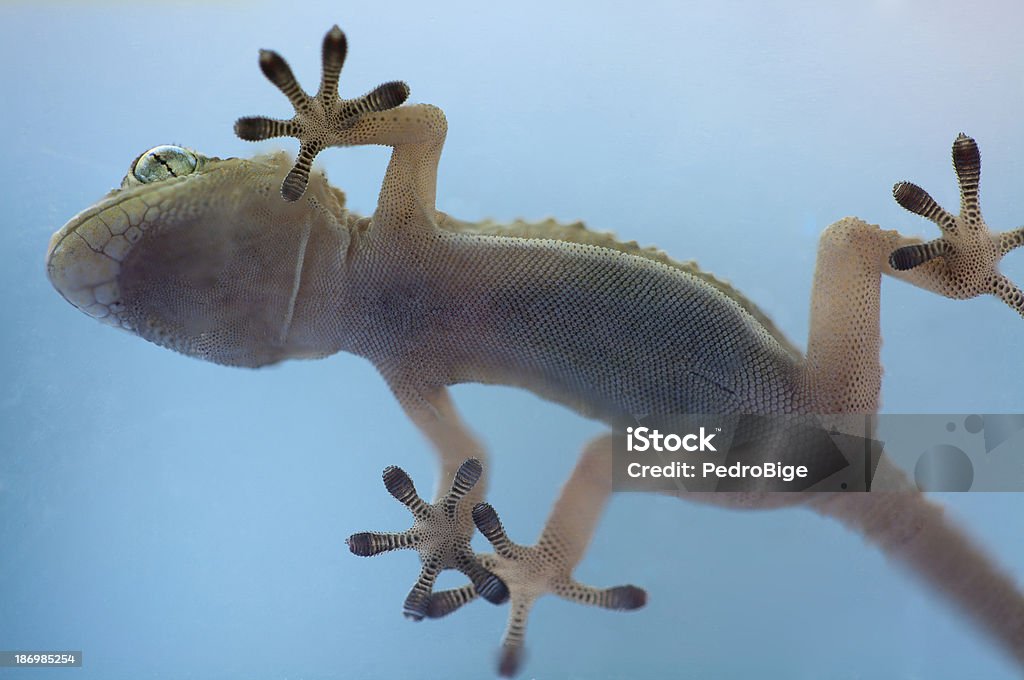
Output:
[
  {"xmin": 892, "ymin": 182, "xmax": 948, "ymax": 224},
  {"xmin": 360, "ymin": 80, "xmax": 411, "ymax": 112},
  {"xmin": 1000, "ymin": 226, "xmax": 1024, "ymax": 257},
  {"xmin": 498, "ymin": 645, "xmax": 523, "ymax": 678},
  {"xmin": 258, "ymin": 50, "xmax": 303, "ymax": 103},
  {"xmin": 606, "ymin": 584, "xmax": 647, "ymax": 610},
  {"xmin": 403, "ymin": 591, "xmax": 430, "ymax": 621},
  {"xmin": 322, "ymin": 25, "xmax": 347, "ymax": 65},
  {"xmin": 472, "ymin": 502, "xmax": 505, "ymax": 541},
  {"xmin": 345, "ymin": 531, "xmax": 408, "ymax": 557},
  {"xmin": 382, "ymin": 465, "xmax": 418, "ymax": 503},
  {"xmin": 952, "ymin": 133, "xmax": 981, "ymax": 192},
  {"xmin": 472, "ymin": 569, "xmax": 510, "ymax": 605},
  {"xmin": 473, "ymin": 502, "xmax": 517, "ymax": 559},
  {"xmin": 345, "ymin": 532, "xmax": 374, "ymax": 557},
  {"xmin": 450, "ymin": 458, "xmax": 483, "ymax": 498},
  {"xmin": 318, "ymin": 25, "xmax": 347, "ymax": 103},
  {"xmin": 234, "ymin": 116, "xmax": 274, "ymax": 142},
  {"xmin": 991, "ymin": 274, "xmax": 1024, "ymax": 317},
  {"xmin": 281, "ymin": 167, "xmax": 309, "ymax": 202},
  {"xmin": 425, "ymin": 586, "xmax": 476, "ymax": 618}
]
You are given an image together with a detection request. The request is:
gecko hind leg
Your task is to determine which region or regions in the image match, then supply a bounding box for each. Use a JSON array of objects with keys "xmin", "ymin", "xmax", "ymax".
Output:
[
  {"xmin": 427, "ymin": 502, "xmax": 646, "ymax": 678},
  {"xmin": 234, "ymin": 25, "xmax": 410, "ymax": 201},
  {"xmin": 889, "ymin": 133, "xmax": 1024, "ymax": 316},
  {"xmin": 345, "ymin": 458, "xmax": 509, "ymax": 620},
  {"xmin": 425, "ymin": 437, "xmax": 647, "ymax": 677}
]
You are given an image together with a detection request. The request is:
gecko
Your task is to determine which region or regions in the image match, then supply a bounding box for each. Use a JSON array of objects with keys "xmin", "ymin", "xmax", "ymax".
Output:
[{"xmin": 44, "ymin": 25, "xmax": 1024, "ymax": 677}]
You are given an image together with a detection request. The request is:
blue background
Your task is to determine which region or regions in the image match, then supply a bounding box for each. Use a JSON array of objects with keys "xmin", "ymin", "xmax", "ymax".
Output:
[{"xmin": 3, "ymin": 1, "xmax": 1024, "ymax": 677}]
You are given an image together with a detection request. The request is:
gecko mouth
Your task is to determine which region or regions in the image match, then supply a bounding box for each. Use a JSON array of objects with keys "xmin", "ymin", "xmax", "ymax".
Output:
[{"xmin": 46, "ymin": 192, "xmax": 146, "ymax": 330}]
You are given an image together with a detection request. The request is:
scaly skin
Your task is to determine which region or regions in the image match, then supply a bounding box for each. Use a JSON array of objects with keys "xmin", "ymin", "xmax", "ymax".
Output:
[{"xmin": 45, "ymin": 25, "xmax": 1024, "ymax": 676}]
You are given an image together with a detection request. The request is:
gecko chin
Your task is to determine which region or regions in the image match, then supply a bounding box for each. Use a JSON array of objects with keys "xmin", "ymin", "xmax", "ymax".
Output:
[
  {"xmin": 114, "ymin": 234, "xmax": 295, "ymax": 368},
  {"xmin": 46, "ymin": 147, "xmax": 322, "ymax": 368},
  {"xmin": 114, "ymin": 200, "xmax": 312, "ymax": 368}
]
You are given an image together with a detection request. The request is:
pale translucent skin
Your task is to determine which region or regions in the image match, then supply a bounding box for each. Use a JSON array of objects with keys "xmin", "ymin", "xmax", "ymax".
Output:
[{"xmin": 45, "ymin": 26, "xmax": 1024, "ymax": 678}]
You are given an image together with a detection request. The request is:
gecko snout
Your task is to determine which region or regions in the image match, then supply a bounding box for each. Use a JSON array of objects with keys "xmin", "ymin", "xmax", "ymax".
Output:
[{"xmin": 46, "ymin": 208, "xmax": 127, "ymax": 329}]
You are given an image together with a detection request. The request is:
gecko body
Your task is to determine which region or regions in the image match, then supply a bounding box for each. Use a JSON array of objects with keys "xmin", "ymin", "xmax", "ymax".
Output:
[{"xmin": 45, "ymin": 26, "xmax": 1024, "ymax": 677}]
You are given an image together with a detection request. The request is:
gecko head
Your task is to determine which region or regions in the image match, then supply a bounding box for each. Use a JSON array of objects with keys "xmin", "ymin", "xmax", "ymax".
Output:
[{"xmin": 46, "ymin": 145, "xmax": 351, "ymax": 367}]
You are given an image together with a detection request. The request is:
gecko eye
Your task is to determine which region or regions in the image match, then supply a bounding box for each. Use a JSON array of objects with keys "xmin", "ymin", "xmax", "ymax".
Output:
[{"xmin": 132, "ymin": 145, "xmax": 198, "ymax": 183}]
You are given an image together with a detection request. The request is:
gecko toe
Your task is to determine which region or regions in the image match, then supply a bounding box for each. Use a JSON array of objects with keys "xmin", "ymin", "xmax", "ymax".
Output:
[
  {"xmin": 382, "ymin": 464, "xmax": 415, "ymax": 495},
  {"xmin": 473, "ymin": 501, "xmax": 516, "ymax": 559},
  {"xmin": 498, "ymin": 645, "xmax": 523, "ymax": 678},
  {"xmin": 345, "ymin": 531, "xmax": 377, "ymax": 556},
  {"xmin": 335, "ymin": 81, "xmax": 411, "ymax": 127},
  {"xmin": 990, "ymin": 274, "xmax": 1024, "ymax": 317},
  {"xmin": 604, "ymin": 584, "xmax": 647, "ymax": 610},
  {"xmin": 952, "ymin": 133, "xmax": 981, "ymax": 205},
  {"xmin": 889, "ymin": 238, "xmax": 950, "ymax": 271},
  {"xmin": 345, "ymin": 531, "xmax": 412, "ymax": 557},
  {"xmin": 257, "ymin": 50, "xmax": 310, "ymax": 113},
  {"xmin": 446, "ymin": 457, "xmax": 483, "ymax": 503},
  {"xmin": 403, "ymin": 593, "xmax": 429, "ymax": 621},
  {"xmin": 998, "ymin": 226, "xmax": 1024, "ymax": 257},
  {"xmin": 233, "ymin": 116, "xmax": 297, "ymax": 142},
  {"xmin": 892, "ymin": 181, "xmax": 955, "ymax": 229},
  {"xmin": 474, "ymin": 571, "xmax": 510, "ymax": 605},
  {"xmin": 318, "ymin": 25, "xmax": 346, "ymax": 103},
  {"xmin": 462, "ymin": 555, "xmax": 509, "ymax": 604},
  {"xmin": 425, "ymin": 585, "xmax": 478, "ymax": 618}
]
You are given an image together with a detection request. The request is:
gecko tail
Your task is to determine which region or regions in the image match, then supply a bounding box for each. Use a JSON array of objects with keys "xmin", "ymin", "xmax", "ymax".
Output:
[{"xmin": 810, "ymin": 487, "xmax": 1024, "ymax": 667}]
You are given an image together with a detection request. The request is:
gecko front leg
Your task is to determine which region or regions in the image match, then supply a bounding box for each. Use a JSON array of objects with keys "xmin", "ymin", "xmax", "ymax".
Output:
[
  {"xmin": 802, "ymin": 134, "xmax": 1024, "ymax": 413},
  {"xmin": 800, "ymin": 135, "xmax": 1024, "ymax": 665},
  {"xmin": 234, "ymin": 25, "xmax": 409, "ymax": 201},
  {"xmin": 235, "ymin": 25, "xmax": 448, "ymax": 233}
]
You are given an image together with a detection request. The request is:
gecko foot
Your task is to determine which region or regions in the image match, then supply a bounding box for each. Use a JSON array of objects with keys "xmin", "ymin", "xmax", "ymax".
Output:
[
  {"xmin": 345, "ymin": 458, "xmax": 509, "ymax": 620},
  {"xmin": 889, "ymin": 133, "xmax": 1024, "ymax": 316},
  {"xmin": 426, "ymin": 501, "xmax": 646, "ymax": 678},
  {"xmin": 234, "ymin": 25, "xmax": 410, "ymax": 201}
]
